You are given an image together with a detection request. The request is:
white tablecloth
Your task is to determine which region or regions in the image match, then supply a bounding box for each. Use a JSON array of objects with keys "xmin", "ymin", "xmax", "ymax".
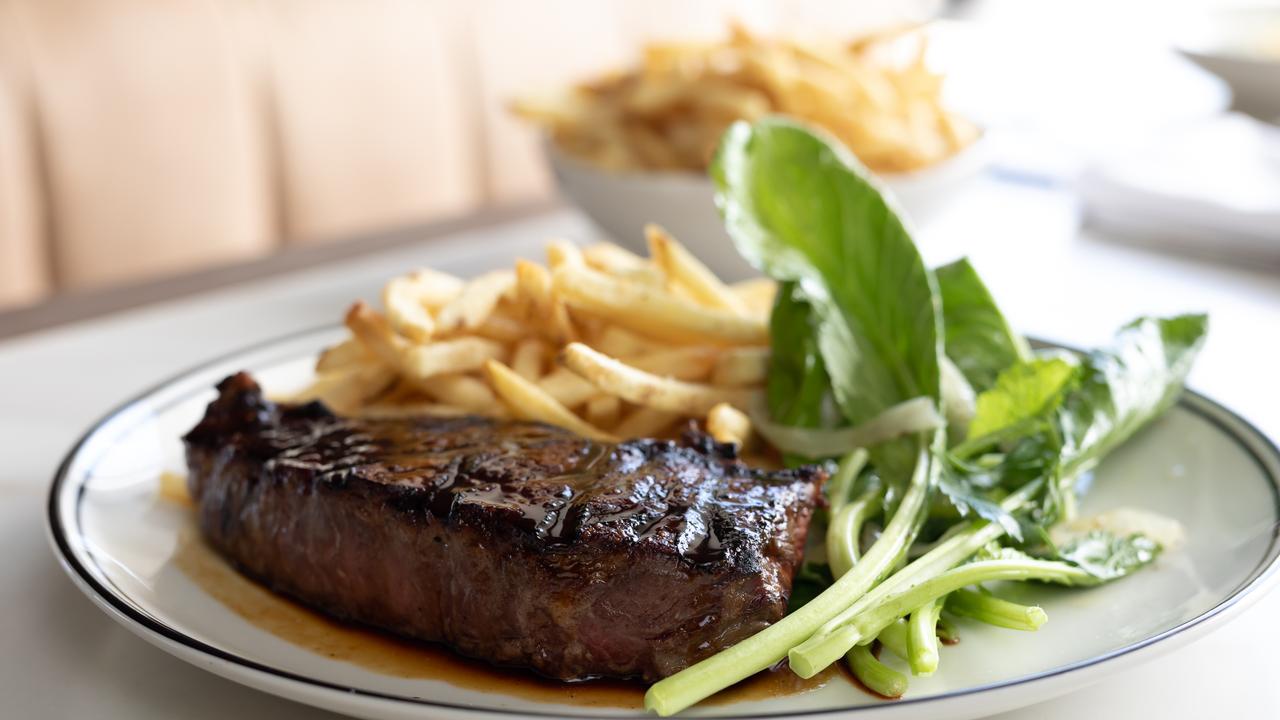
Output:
[{"xmin": 3, "ymin": 179, "xmax": 1279, "ymax": 718}]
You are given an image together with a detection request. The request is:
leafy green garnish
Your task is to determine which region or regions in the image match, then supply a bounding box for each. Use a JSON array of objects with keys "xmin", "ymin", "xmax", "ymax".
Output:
[
  {"xmin": 714, "ymin": 118, "xmax": 942, "ymax": 429},
  {"xmin": 1058, "ymin": 314, "xmax": 1209, "ymax": 479},
  {"xmin": 1055, "ymin": 531, "xmax": 1161, "ymax": 583},
  {"xmin": 938, "ymin": 463, "xmax": 1022, "ymax": 538},
  {"xmin": 646, "ymin": 118, "xmax": 1209, "ymax": 716},
  {"xmin": 935, "ymin": 258, "xmax": 1031, "ymax": 392},
  {"xmin": 966, "ymin": 356, "xmax": 1078, "ymax": 446},
  {"xmin": 767, "ymin": 284, "xmax": 830, "ymax": 428},
  {"xmin": 935, "ymin": 355, "xmax": 1077, "ymax": 538}
]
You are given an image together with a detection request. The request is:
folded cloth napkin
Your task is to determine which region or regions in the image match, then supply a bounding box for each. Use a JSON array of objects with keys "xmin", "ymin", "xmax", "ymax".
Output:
[{"xmin": 1078, "ymin": 113, "xmax": 1280, "ymax": 261}]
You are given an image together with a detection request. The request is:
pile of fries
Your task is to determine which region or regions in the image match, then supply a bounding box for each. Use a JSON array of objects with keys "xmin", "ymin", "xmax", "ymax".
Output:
[
  {"xmin": 298, "ymin": 226, "xmax": 776, "ymax": 448},
  {"xmin": 513, "ymin": 23, "xmax": 977, "ymax": 175}
]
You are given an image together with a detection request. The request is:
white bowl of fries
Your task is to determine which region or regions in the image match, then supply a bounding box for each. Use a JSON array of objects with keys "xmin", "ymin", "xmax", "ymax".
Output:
[
  {"xmin": 546, "ymin": 134, "xmax": 987, "ymax": 281},
  {"xmin": 518, "ymin": 24, "xmax": 983, "ymax": 279}
]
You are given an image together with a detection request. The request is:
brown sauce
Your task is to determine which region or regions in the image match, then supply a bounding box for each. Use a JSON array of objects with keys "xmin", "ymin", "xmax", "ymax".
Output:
[{"xmin": 168, "ymin": 494, "xmax": 843, "ymax": 708}]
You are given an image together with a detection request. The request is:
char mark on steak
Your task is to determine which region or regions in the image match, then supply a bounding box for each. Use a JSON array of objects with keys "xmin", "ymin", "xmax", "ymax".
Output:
[{"xmin": 183, "ymin": 372, "xmax": 826, "ymax": 682}]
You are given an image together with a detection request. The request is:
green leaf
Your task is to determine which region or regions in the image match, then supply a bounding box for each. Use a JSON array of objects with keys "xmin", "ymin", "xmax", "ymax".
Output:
[
  {"xmin": 767, "ymin": 285, "xmax": 836, "ymax": 467},
  {"xmin": 935, "ymin": 258, "xmax": 1031, "ymax": 392},
  {"xmin": 1055, "ymin": 531, "xmax": 1161, "ymax": 582},
  {"xmin": 966, "ymin": 356, "xmax": 1078, "ymax": 443},
  {"xmin": 767, "ymin": 283, "xmax": 831, "ymax": 429},
  {"xmin": 1058, "ymin": 314, "xmax": 1209, "ymax": 478},
  {"xmin": 712, "ymin": 118, "xmax": 942, "ymax": 431},
  {"xmin": 937, "ymin": 466, "xmax": 1022, "ymax": 539}
]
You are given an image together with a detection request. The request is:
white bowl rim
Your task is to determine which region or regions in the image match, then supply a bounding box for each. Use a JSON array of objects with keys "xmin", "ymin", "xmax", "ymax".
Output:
[{"xmin": 542, "ymin": 128, "xmax": 991, "ymax": 185}]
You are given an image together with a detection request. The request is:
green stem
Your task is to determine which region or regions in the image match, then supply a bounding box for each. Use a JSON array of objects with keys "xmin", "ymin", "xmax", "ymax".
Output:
[
  {"xmin": 907, "ymin": 596, "xmax": 943, "ymax": 676},
  {"xmin": 827, "ymin": 448, "xmax": 869, "ymax": 512},
  {"xmin": 875, "ymin": 618, "xmax": 909, "ymax": 661},
  {"xmin": 644, "ymin": 445, "xmax": 934, "ymax": 717},
  {"xmin": 847, "ymin": 644, "xmax": 907, "ymax": 699},
  {"xmin": 828, "ymin": 482, "xmax": 882, "ymax": 578},
  {"xmin": 935, "ymin": 614, "xmax": 960, "ymax": 644},
  {"xmin": 947, "ymin": 588, "xmax": 1047, "ymax": 631},
  {"xmin": 791, "ymin": 557, "xmax": 1086, "ymax": 676},
  {"xmin": 785, "ymin": 479, "xmax": 1043, "ymax": 679}
]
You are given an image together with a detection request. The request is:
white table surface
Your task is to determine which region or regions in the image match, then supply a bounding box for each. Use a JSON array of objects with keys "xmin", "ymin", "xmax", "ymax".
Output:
[{"xmin": 3, "ymin": 178, "xmax": 1279, "ymax": 719}]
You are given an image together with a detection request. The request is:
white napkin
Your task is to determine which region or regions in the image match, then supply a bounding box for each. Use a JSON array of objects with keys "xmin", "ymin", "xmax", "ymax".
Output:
[{"xmin": 1078, "ymin": 113, "xmax": 1280, "ymax": 260}]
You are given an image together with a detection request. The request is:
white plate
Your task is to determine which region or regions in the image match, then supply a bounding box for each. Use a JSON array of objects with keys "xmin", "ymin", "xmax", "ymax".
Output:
[{"xmin": 47, "ymin": 326, "xmax": 1280, "ymax": 720}]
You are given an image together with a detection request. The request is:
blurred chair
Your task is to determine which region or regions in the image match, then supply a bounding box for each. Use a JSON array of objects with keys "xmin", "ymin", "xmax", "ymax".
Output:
[{"xmin": 0, "ymin": 0, "xmax": 934, "ymax": 311}]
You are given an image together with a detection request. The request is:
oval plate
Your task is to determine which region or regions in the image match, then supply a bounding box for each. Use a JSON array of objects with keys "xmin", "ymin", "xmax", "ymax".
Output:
[{"xmin": 47, "ymin": 326, "xmax": 1280, "ymax": 720}]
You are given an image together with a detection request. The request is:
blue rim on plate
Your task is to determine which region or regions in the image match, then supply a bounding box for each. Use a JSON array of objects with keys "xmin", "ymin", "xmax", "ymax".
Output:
[{"xmin": 45, "ymin": 324, "xmax": 1280, "ymax": 719}]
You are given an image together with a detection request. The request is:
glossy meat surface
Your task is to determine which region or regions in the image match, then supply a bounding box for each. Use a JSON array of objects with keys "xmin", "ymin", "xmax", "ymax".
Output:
[{"xmin": 183, "ymin": 372, "xmax": 825, "ymax": 681}]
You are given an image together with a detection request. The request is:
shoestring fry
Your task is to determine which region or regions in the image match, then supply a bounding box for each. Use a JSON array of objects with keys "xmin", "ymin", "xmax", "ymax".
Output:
[
  {"xmin": 292, "ymin": 225, "xmax": 773, "ymax": 448},
  {"xmin": 512, "ymin": 23, "xmax": 978, "ymax": 175}
]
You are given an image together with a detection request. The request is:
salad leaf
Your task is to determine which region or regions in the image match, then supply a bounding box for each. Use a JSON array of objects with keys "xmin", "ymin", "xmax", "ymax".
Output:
[
  {"xmin": 1058, "ymin": 314, "xmax": 1209, "ymax": 479},
  {"xmin": 648, "ymin": 115, "xmax": 1211, "ymax": 713},
  {"xmin": 713, "ymin": 118, "xmax": 942, "ymax": 429},
  {"xmin": 966, "ymin": 356, "xmax": 1078, "ymax": 445},
  {"xmin": 767, "ymin": 283, "xmax": 831, "ymax": 429},
  {"xmin": 975, "ymin": 528, "xmax": 1161, "ymax": 586},
  {"xmin": 753, "ymin": 397, "xmax": 944, "ymax": 460},
  {"xmin": 1054, "ymin": 530, "xmax": 1161, "ymax": 583},
  {"xmin": 992, "ymin": 314, "xmax": 1207, "ymax": 526},
  {"xmin": 937, "ymin": 466, "xmax": 1022, "ymax": 539},
  {"xmin": 935, "ymin": 258, "xmax": 1031, "ymax": 392},
  {"xmin": 939, "ymin": 355, "xmax": 978, "ymax": 435}
]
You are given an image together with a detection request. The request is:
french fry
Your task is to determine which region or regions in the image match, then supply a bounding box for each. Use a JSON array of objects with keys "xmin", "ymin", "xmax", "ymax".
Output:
[
  {"xmin": 512, "ymin": 25, "xmax": 972, "ymax": 176},
  {"xmin": 472, "ymin": 309, "xmax": 529, "ymax": 343},
  {"xmin": 434, "ymin": 270, "xmax": 515, "ymax": 333},
  {"xmin": 585, "ymin": 394, "xmax": 622, "ymax": 428},
  {"xmin": 624, "ymin": 347, "xmax": 719, "ymax": 381},
  {"xmin": 355, "ymin": 401, "xmax": 473, "ymax": 419},
  {"xmin": 511, "ymin": 338, "xmax": 547, "ymax": 381},
  {"xmin": 706, "ymin": 402, "xmax": 753, "ymax": 448},
  {"xmin": 561, "ymin": 343, "xmax": 760, "ymax": 416},
  {"xmin": 592, "ymin": 325, "xmax": 657, "ymax": 358},
  {"xmin": 485, "ymin": 360, "xmax": 617, "ymax": 442},
  {"xmin": 731, "ymin": 278, "xmax": 778, "ymax": 317},
  {"xmin": 316, "ymin": 337, "xmax": 376, "ymax": 373},
  {"xmin": 417, "ymin": 373, "xmax": 500, "ymax": 413},
  {"xmin": 515, "ymin": 260, "xmax": 576, "ymax": 343},
  {"xmin": 346, "ymin": 302, "xmax": 505, "ymax": 383},
  {"xmin": 583, "ymin": 242, "xmax": 665, "ymax": 286},
  {"xmin": 318, "ymin": 200, "xmax": 782, "ymax": 444},
  {"xmin": 553, "ymin": 265, "xmax": 768, "ymax": 346},
  {"xmin": 292, "ymin": 363, "xmax": 397, "ymax": 415},
  {"xmin": 157, "ymin": 471, "xmax": 192, "ymax": 507},
  {"xmin": 375, "ymin": 378, "xmax": 427, "ymax": 406},
  {"xmin": 536, "ymin": 367, "xmax": 599, "ymax": 408},
  {"xmin": 382, "ymin": 275, "xmax": 437, "ymax": 342},
  {"xmin": 711, "ymin": 347, "xmax": 769, "ymax": 386},
  {"xmin": 402, "ymin": 268, "xmax": 465, "ymax": 307},
  {"xmin": 613, "ymin": 406, "xmax": 680, "ymax": 439},
  {"xmin": 546, "ymin": 239, "xmax": 585, "ymax": 270},
  {"xmin": 646, "ymin": 224, "xmax": 746, "ymax": 315}
]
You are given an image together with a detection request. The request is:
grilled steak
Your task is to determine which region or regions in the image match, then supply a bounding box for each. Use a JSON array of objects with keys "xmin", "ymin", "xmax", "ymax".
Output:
[{"xmin": 183, "ymin": 372, "xmax": 825, "ymax": 682}]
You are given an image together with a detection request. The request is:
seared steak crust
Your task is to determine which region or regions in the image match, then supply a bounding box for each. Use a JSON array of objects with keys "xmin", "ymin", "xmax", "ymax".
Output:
[{"xmin": 183, "ymin": 372, "xmax": 824, "ymax": 681}]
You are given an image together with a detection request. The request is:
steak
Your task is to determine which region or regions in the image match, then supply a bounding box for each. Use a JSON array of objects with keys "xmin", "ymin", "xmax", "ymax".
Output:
[{"xmin": 183, "ymin": 372, "xmax": 825, "ymax": 682}]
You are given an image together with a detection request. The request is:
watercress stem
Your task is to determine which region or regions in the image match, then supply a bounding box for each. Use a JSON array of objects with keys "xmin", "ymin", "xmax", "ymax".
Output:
[
  {"xmin": 847, "ymin": 644, "xmax": 907, "ymax": 699},
  {"xmin": 946, "ymin": 588, "xmax": 1047, "ymax": 631},
  {"xmin": 907, "ymin": 597, "xmax": 943, "ymax": 676},
  {"xmin": 786, "ymin": 479, "xmax": 1042, "ymax": 679},
  {"xmin": 644, "ymin": 446, "xmax": 933, "ymax": 717}
]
